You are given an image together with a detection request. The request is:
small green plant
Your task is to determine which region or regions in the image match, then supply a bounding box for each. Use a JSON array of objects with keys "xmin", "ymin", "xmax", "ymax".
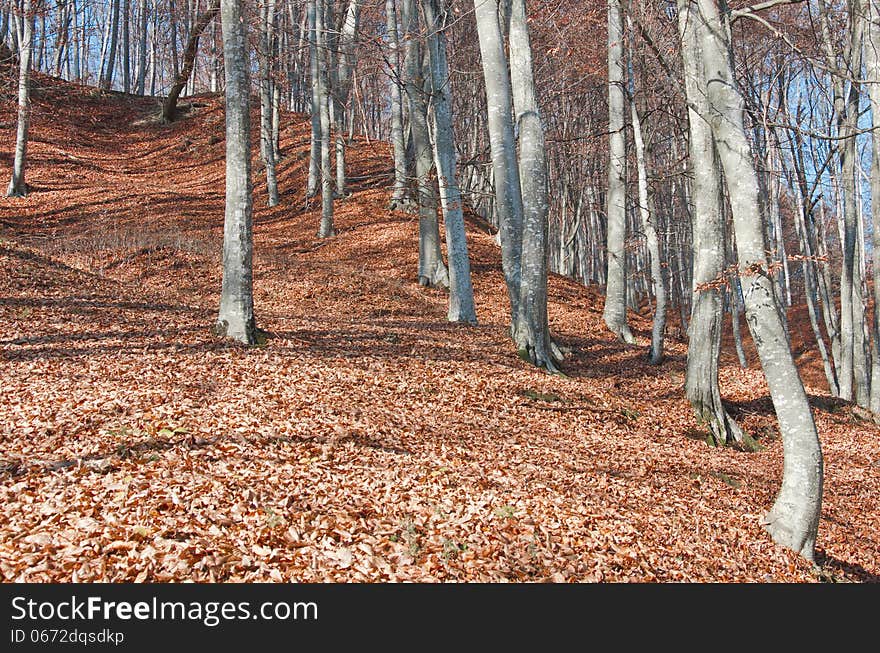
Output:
[
  {"xmin": 263, "ymin": 508, "xmax": 285, "ymax": 529},
  {"xmin": 441, "ymin": 539, "xmax": 466, "ymax": 559},
  {"xmin": 620, "ymin": 407, "xmax": 640, "ymax": 421},
  {"xmin": 494, "ymin": 505, "xmax": 516, "ymax": 519}
]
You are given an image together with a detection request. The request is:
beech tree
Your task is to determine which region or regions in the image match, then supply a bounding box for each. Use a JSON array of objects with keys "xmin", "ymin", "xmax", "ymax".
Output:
[
  {"xmin": 602, "ymin": 0, "xmax": 634, "ymax": 344},
  {"xmin": 7, "ymin": 0, "xmax": 33, "ymax": 198},
  {"xmin": 681, "ymin": 0, "xmax": 823, "ymax": 560},
  {"xmin": 215, "ymin": 0, "xmax": 257, "ymax": 345}
]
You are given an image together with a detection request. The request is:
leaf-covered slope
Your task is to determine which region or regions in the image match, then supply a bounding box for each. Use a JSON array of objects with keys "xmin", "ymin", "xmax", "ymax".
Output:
[{"xmin": 1, "ymin": 76, "xmax": 878, "ymax": 582}]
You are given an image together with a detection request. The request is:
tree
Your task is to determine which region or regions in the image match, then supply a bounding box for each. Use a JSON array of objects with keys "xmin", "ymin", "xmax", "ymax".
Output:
[
  {"xmin": 677, "ymin": 0, "xmax": 745, "ymax": 447},
  {"xmin": 401, "ymin": 0, "xmax": 447, "ymax": 287},
  {"xmin": 682, "ymin": 0, "xmax": 823, "ymax": 560},
  {"xmin": 422, "ymin": 0, "xmax": 476, "ymax": 323},
  {"xmin": 7, "ymin": 0, "xmax": 34, "ymax": 198},
  {"xmin": 602, "ymin": 0, "xmax": 635, "ymax": 344},
  {"xmin": 472, "ymin": 0, "xmax": 558, "ymax": 369},
  {"xmin": 161, "ymin": 0, "xmax": 220, "ymax": 123},
  {"xmin": 215, "ymin": 0, "xmax": 257, "ymax": 345}
]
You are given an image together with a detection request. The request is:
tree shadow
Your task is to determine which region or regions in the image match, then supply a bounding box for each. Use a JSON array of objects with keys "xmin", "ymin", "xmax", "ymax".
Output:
[{"xmin": 815, "ymin": 550, "xmax": 880, "ymax": 583}]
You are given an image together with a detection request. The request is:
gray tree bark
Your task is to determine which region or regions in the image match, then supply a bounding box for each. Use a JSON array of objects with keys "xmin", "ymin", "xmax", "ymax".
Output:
[
  {"xmin": 677, "ymin": 0, "xmax": 745, "ymax": 447},
  {"xmin": 259, "ymin": 0, "xmax": 279, "ymax": 206},
  {"xmin": 472, "ymin": 0, "xmax": 524, "ymax": 325},
  {"xmin": 7, "ymin": 0, "xmax": 33, "ymax": 198},
  {"xmin": 386, "ymin": 0, "xmax": 408, "ymax": 208},
  {"xmin": 631, "ymin": 98, "xmax": 666, "ymax": 364},
  {"xmin": 306, "ymin": 0, "xmax": 320, "ymax": 198},
  {"xmin": 867, "ymin": 0, "xmax": 880, "ymax": 413},
  {"xmin": 215, "ymin": 0, "xmax": 257, "ymax": 345},
  {"xmin": 422, "ymin": 0, "xmax": 476, "ymax": 321},
  {"xmin": 315, "ymin": 0, "xmax": 335, "ymax": 236},
  {"xmin": 100, "ymin": 0, "xmax": 120, "ymax": 89},
  {"xmin": 602, "ymin": 0, "xmax": 634, "ymax": 343},
  {"xmin": 508, "ymin": 0, "xmax": 557, "ymax": 369},
  {"xmin": 692, "ymin": 0, "xmax": 823, "ymax": 561},
  {"xmin": 402, "ymin": 0, "xmax": 447, "ymax": 287}
]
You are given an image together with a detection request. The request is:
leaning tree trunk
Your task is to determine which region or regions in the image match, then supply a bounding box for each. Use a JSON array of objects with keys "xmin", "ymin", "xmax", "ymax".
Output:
[
  {"xmin": 422, "ymin": 0, "xmax": 476, "ymax": 321},
  {"xmin": 215, "ymin": 0, "xmax": 257, "ymax": 345},
  {"xmin": 677, "ymin": 0, "xmax": 746, "ymax": 448},
  {"xmin": 631, "ymin": 99, "xmax": 666, "ymax": 364},
  {"xmin": 693, "ymin": 0, "xmax": 822, "ymax": 561},
  {"xmin": 101, "ymin": 0, "xmax": 120, "ymax": 89},
  {"xmin": 7, "ymin": 0, "xmax": 33, "ymax": 198},
  {"xmin": 161, "ymin": 0, "xmax": 220, "ymax": 122},
  {"xmin": 602, "ymin": 0, "xmax": 634, "ymax": 343}
]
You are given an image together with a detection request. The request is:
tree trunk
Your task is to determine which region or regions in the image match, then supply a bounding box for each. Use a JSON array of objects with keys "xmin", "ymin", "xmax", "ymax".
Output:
[
  {"xmin": 602, "ymin": 0, "xmax": 634, "ymax": 343},
  {"xmin": 422, "ymin": 0, "xmax": 476, "ymax": 321},
  {"xmin": 161, "ymin": 0, "xmax": 220, "ymax": 122},
  {"xmin": 402, "ymin": 0, "xmax": 447, "ymax": 287},
  {"xmin": 631, "ymin": 99, "xmax": 666, "ymax": 364},
  {"xmin": 136, "ymin": 0, "xmax": 147, "ymax": 95},
  {"xmin": 472, "ymin": 0, "xmax": 523, "ymax": 325},
  {"xmin": 216, "ymin": 0, "xmax": 257, "ymax": 345},
  {"xmin": 315, "ymin": 0, "xmax": 335, "ymax": 237},
  {"xmin": 868, "ymin": 0, "xmax": 880, "ymax": 413},
  {"xmin": 7, "ymin": 0, "xmax": 32, "ymax": 198},
  {"xmin": 259, "ymin": 0, "xmax": 279, "ymax": 206},
  {"xmin": 677, "ymin": 0, "xmax": 745, "ymax": 447},
  {"xmin": 508, "ymin": 0, "xmax": 557, "ymax": 369},
  {"xmin": 101, "ymin": 0, "xmax": 120, "ymax": 89},
  {"xmin": 692, "ymin": 0, "xmax": 823, "ymax": 561},
  {"xmin": 307, "ymin": 0, "xmax": 320, "ymax": 198},
  {"xmin": 386, "ymin": 0, "xmax": 408, "ymax": 208}
]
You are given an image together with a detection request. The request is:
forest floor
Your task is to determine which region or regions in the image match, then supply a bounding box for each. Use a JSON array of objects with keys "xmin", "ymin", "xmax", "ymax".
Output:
[{"xmin": 1, "ymin": 75, "xmax": 878, "ymax": 582}]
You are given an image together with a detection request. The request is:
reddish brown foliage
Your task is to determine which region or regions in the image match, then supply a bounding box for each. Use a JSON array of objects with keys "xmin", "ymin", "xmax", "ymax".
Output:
[{"xmin": 0, "ymin": 76, "xmax": 878, "ymax": 582}]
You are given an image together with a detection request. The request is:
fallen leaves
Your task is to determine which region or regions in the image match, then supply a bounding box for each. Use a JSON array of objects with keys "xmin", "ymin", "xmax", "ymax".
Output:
[{"xmin": 0, "ymin": 76, "xmax": 877, "ymax": 583}]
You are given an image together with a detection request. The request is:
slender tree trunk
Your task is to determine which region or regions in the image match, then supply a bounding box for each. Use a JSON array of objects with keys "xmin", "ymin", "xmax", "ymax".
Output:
[
  {"xmin": 692, "ymin": 0, "xmax": 823, "ymax": 561},
  {"xmin": 136, "ymin": 0, "xmax": 147, "ymax": 95},
  {"xmin": 306, "ymin": 0, "xmax": 320, "ymax": 198},
  {"xmin": 402, "ymin": 0, "xmax": 447, "ymax": 287},
  {"xmin": 315, "ymin": 0, "xmax": 335, "ymax": 236},
  {"xmin": 161, "ymin": 0, "xmax": 220, "ymax": 122},
  {"xmin": 216, "ymin": 0, "xmax": 257, "ymax": 345},
  {"xmin": 101, "ymin": 0, "xmax": 120, "ymax": 89},
  {"xmin": 259, "ymin": 0, "xmax": 279, "ymax": 206},
  {"xmin": 867, "ymin": 0, "xmax": 880, "ymax": 413},
  {"xmin": 7, "ymin": 0, "xmax": 33, "ymax": 198},
  {"xmin": 631, "ymin": 99, "xmax": 666, "ymax": 364},
  {"xmin": 603, "ymin": 0, "xmax": 634, "ymax": 343},
  {"xmin": 422, "ymin": 0, "xmax": 475, "ymax": 321},
  {"xmin": 386, "ymin": 0, "xmax": 407, "ymax": 208},
  {"xmin": 122, "ymin": 0, "xmax": 130, "ymax": 92},
  {"xmin": 333, "ymin": 0, "xmax": 362, "ymax": 198},
  {"xmin": 678, "ymin": 0, "xmax": 745, "ymax": 447}
]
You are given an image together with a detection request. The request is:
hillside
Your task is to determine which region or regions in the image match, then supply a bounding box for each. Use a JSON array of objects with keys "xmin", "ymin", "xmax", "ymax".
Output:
[{"xmin": 1, "ymin": 75, "xmax": 878, "ymax": 582}]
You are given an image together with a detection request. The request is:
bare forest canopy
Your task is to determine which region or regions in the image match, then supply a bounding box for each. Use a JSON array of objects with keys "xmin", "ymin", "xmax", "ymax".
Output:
[{"xmin": 1, "ymin": 0, "xmax": 879, "ymax": 581}]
